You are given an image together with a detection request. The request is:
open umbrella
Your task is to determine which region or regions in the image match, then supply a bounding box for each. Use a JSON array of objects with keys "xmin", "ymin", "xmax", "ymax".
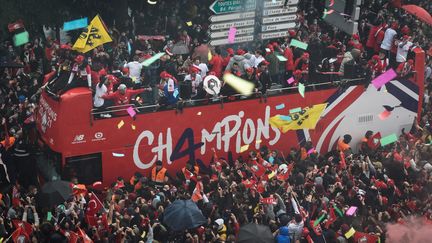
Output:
[
  {"xmin": 36, "ymin": 180, "xmax": 72, "ymax": 208},
  {"xmin": 401, "ymin": 5, "xmax": 432, "ymax": 26},
  {"xmin": 237, "ymin": 223, "xmax": 274, "ymax": 243},
  {"xmin": 162, "ymin": 200, "xmax": 206, "ymax": 231}
]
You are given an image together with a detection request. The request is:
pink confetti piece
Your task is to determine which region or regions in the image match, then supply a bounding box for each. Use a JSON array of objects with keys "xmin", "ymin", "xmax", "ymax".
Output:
[
  {"xmin": 346, "ymin": 206, "xmax": 358, "ymax": 216},
  {"xmin": 378, "ymin": 110, "xmax": 391, "ymax": 120},
  {"xmin": 127, "ymin": 106, "xmax": 136, "ymax": 118},
  {"xmin": 307, "ymin": 148, "xmax": 315, "ymax": 155},
  {"xmin": 372, "ymin": 68, "xmax": 397, "ymax": 89},
  {"xmin": 228, "ymin": 27, "xmax": 237, "ymax": 44},
  {"xmin": 287, "ymin": 77, "xmax": 295, "ymax": 84}
]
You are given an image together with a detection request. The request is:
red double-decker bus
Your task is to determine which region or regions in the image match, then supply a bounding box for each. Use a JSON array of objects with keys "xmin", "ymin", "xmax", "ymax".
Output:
[{"xmin": 35, "ymin": 49, "xmax": 425, "ymax": 185}]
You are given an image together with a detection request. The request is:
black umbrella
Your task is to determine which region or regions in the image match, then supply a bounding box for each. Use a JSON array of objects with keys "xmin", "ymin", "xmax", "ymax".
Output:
[
  {"xmin": 36, "ymin": 180, "xmax": 72, "ymax": 208},
  {"xmin": 237, "ymin": 223, "xmax": 274, "ymax": 243},
  {"xmin": 162, "ymin": 200, "xmax": 206, "ymax": 231}
]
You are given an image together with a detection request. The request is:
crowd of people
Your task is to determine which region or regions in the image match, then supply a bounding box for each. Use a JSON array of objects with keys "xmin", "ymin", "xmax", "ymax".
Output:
[{"xmin": 0, "ymin": 0, "xmax": 432, "ymax": 242}]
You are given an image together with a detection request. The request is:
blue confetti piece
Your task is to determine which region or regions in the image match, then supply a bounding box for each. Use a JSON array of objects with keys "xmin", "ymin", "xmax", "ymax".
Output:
[
  {"xmin": 279, "ymin": 115, "xmax": 292, "ymax": 121},
  {"xmin": 275, "ymin": 103, "xmax": 285, "ymax": 110}
]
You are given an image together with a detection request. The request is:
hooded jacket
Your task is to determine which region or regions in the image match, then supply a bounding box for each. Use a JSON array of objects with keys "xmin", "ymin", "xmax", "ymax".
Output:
[
  {"xmin": 225, "ymin": 54, "xmax": 252, "ymax": 75},
  {"xmin": 276, "ymin": 226, "xmax": 291, "ymax": 243}
]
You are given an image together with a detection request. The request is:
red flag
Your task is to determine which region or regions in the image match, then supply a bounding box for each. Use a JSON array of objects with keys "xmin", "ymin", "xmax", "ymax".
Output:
[
  {"xmin": 260, "ymin": 197, "xmax": 276, "ymax": 204},
  {"xmin": 77, "ymin": 227, "xmax": 93, "ymax": 243},
  {"xmin": 8, "ymin": 20, "xmax": 24, "ymax": 32},
  {"xmin": 367, "ymin": 132, "xmax": 381, "ymax": 150},
  {"xmin": 101, "ymin": 213, "xmax": 109, "ymax": 231},
  {"xmin": 12, "ymin": 220, "xmax": 33, "ymax": 237},
  {"xmin": 87, "ymin": 193, "xmax": 104, "ymax": 215},
  {"xmin": 11, "ymin": 225, "xmax": 29, "ymax": 243},
  {"xmin": 250, "ymin": 161, "xmax": 266, "ymax": 178},
  {"xmin": 242, "ymin": 179, "xmax": 256, "ymax": 188},
  {"xmin": 277, "ymin": 163, "xmax": 294, "ymax": 181},
  {"xmin": 86, "ymin": 214, "xmax": 98, "ymax": 227},
  {"xmin": 62, "ymin": 230, "xmax": 79, "ymax": 243}
]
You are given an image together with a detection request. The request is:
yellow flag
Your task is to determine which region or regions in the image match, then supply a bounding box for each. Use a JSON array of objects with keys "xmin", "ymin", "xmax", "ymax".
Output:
[
  {"xmin": 269, "ymin": 103, "xmax": 327, "ymax": 133},
  {"xmin": 73, "ymin": 15, "xmax": 113, "ymax": 53}
]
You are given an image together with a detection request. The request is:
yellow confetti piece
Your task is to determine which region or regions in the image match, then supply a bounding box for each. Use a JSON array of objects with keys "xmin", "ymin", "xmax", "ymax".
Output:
[
  {"xmin": 197, "ymin": 112, "xmax": 202, "ymax": 116},
  {"xmin": 268, "ymin": 170, "xmax": 276, "ymax": 179},
  {"xmin": 208, "ymin": 50, "xmax": 213, "ymax": 61},
  {"xmin": 223, "ymin": 73, "xmax": 255, "ymax": 96},
  {"xmin": 240, "ymin": 144, "xmax": 249, "ymax": 153},
  {"xmin": 117, "ymin": 120, "xmax": 124, "ymax": 129},
  {"xmin": 131, "ymin": 124, "xmax": 136, "ymax": 130},
  {"xmin": 344, "ymin": 227, "xmax": 356, "ymax": 239},
  {"xmin": 186, "ymin": 21, "xmax": 193, "ymax": 27}
]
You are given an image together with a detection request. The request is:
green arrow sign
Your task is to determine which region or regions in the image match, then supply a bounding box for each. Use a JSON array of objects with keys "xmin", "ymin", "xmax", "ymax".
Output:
[{"xmin": 210, "ymin": 0, "xmax": 256, "ymax": 14}]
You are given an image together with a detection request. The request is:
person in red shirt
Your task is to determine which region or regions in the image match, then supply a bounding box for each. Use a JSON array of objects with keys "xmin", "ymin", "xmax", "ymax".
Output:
[
  {"xmin": 283, "ymin": 45, "xmax": 294, "ymax": 84},
  {"xmin": 208, "ymin": 49, "xmax": 223, "ymax": 78},
  {"xmin": 67, "ymin": 55, "xmax": 92, "ymax": 90},
  {"xmin": 101, "ymin": 84, "xmax": 151, "ymax": 115},
  {"xmin": 374, "ymin": 23, "xmax": 386, "ymax": 53},
  {"xmin": 368, "ymin": 55, "xmax": 384, "ymax": 78},
  {"xmin": 222, "ymin": 48, "xmax": 234, "ymax": 69},
  {"xmin": 366, "ymin": 23, "xmax": 381, "ymax": 58}
]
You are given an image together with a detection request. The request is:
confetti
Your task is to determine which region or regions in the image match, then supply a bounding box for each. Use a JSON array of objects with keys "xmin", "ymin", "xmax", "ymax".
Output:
[
  {"xmin": 298, "ymin": 83, "xmax": 305, "ymax": 98},
  {"xmin": 127, "ymin": 106, "xmax": 136, "ymax": 118},
  {"xmin": 345, "ymin": 227, "xmax": 356, "ymax": 239},
  {"xmin": 287, "ymin": 77, "xmax": 295, "ymax": 84},
  {"xmin": 289, "ymin": 107, "xmax": 302, "ymax": 114},
  {"xmin": 307, "ymin": 148, "xmax": 315, "ymax": 155},
  {"xmin": 13, "ymin": 31, "xmax": 29, "ymax": 46},
  {"xmin": 112, "ymin": 152, "xmax": 125, "ymax": 157},
  {"xmin": 208, "ymin": 50, "xmax": 213, "ymax": 61},
  {"xmin": 186, "ymin": 21, "xmax": 193, "ymax": 26},
  {"xmin": 142, "ymin": 52, "xmax": 165, "ymax": 67},
  {"xmin": 372, "ymin": 68, "xmax": 397, "ymax": 89},
  {"xmin": 63, "ymin": 18, "xmax": 88, "ymax": 31},
  {"xmin": 131, "ymin": 124, "xmax": 136, "ymax": 130},
  {"xmin": 197, "ymin": 112, "xmax": 202, "ymax": 115},
  {"xmin": 279, "ymin": 115, "xmax": 292, "ymax": 121},
  {"xmin": 346, "ymin": 206, "xmax": 358, "ymax": 216},
  {"xmin": 314, "ymin": 213, "xmax": 327, "ymax": 226},
  {"xmin": 240, "ymin": 144, "xmax": 249, "ymax": 153},
  {"xmin": 380, "ymin": 134, "xmax": 398, "ymax": 146},
  {"xmin": 228, "ymin": 26, "xmax": 237, "ymax": 44},
  {"xmin": 276, "ymin": 54, "xmax": 288, "ymax": 61},
  {"xmin": 275, "ymin": 103, "xmax": 285, "ymax": 110},
  {"xmin": 290, "ymin": 39, "xmax": 308, "ymax": 50},
  {"xmin": 117, "ymin": 120, "xmax": 124, "ymax": 129},
  {"xmin": 223, "ymin": 73, "xmax": 255, "ymax": 96},
  {"xmin": 147, "ymin": 0, "xmax": 157, "ymax": 4}
]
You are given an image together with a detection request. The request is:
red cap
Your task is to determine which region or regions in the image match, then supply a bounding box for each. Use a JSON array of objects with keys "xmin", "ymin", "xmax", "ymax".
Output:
[
  {"xmin": 98, "ymin": 69, "xmax": 107, "ymax": 76},
  {"xmin": 75, "ymin": 55, "xmax": 85, "ymax": 64},
  {"xmin": 303, "ymin": 53, "xmax": 310, "ymax": 59},
  {"xmin": 160, "ymin": 71, "xmax": 171, "ymax": 79},
  {"xmin": 236, "ymin": 49, "xmax": 245, "ymax": 55},
  {"xmin": 260, "ymin": 60, "xmax": 270, "ymax": 66},
  {"xmin": 60, "ymin": 44, "xmax": 71, "ymax": 50},
  {"xmin": 226, "ymin": 48, "xmax": 234, "ymax": 55},
  {"xmin": 372, "ymin": 55, "xmax": 380, "ymax": 61},
  {"xmin": 294, "ymin": 70, "xmax": 302, "ymax": 76},
  {"xmin": 352, "ymin": 34, "xmax": 360, "ymax": 40},
  {"xmin": 246, "ymin": 67, "xmax": 254, "ymax": 73},
  {"xmin": 401, "ymin": 25, "xmax": 410, "ymax": 35},
  {"xmin": 402, "ymin": 35, "xmax": 409, "ymax": 40},
  {"xmin": 122, "ymin": 67, "xmax": 129, "ymax": 75},
  {"xmin": 190, "ymin": 65, "xmax": 200, "ymax": 73},
  {"xmin": 288, "ymin": 30, "xmax": 296, "ymax": 37}
]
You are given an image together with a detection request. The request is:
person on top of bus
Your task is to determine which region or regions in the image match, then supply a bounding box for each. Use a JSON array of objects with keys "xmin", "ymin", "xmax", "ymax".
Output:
[
  {"xmin": 184, "ymin": 65, "xmax": 202, "ymax": 96},
  {"xmin": 158, "ymin": 71, "xmax": 179, "ymax": 107},
  {"xmin": 360, "ymin": 130, "xmax": 374, "ymax": 155},
  {"xmin": 67, "ymin": 55, "xmax": 92, "ymax": 90},
  {"xmin": 100, "ymin": 84, "xmax": 151, "ymax": 115},
  {"xmin": 94, "ymin": 77, "xmax": 115, "ymax": 118},
  {"xmin": 151, "ymin": 160, "xmax": 170, "ymax": 185},
  {"xmin": 396, "ymin": 59, "xmax": 415, "ymax": 78},
  {"xmin": 124, "ymin": 55, "xmax": 144, "ymax": 87}
]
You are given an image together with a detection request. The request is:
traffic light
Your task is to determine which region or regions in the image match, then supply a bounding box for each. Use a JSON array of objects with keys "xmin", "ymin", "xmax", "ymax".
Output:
[{"xmin": 323, "ymin": 0, "xmax": 361, "ymax": 35}]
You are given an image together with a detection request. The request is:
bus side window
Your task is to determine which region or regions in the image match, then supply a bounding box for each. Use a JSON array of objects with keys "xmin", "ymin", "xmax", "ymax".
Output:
[{"xmin": 63, "ymin": 153, "xmax": 102, "ymax": 184}]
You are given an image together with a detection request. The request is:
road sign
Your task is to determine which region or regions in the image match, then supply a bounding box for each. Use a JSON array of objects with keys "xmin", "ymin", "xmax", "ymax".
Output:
[
  {"xmin": 210, "ymin": 35, "xmax": 254, "ymax": 46},
  {"xmin": 262, "ymin": 15, "xmax": 297, "ymax": 24},
  {"xmin": 261, "ymin": 30, "xmax": 289, "ymax": 40},
  {"xmin": 263, "ymin": 7, "xmax": 298, "ymax": 16},
  {"xmin": 210, "ymin": 19, "xmax": 255, "ymax": 31},
  {"xmin": 210, "ymin": 27, "xmax": 255, "ymax": 38},
  {"xmin": 263, "ymin": 0, "xmax": 299, "ymax": 8},
  {"xmin": 210, "ymin": 0, "xmax": 256, "ymax": 14},
  {"xmin": 262, "ymin": 22, "xmax": 296, "ymax": 32},
  {"xmin": 209, "ymin": 11, "xmax": 255, "ymax": 22}
]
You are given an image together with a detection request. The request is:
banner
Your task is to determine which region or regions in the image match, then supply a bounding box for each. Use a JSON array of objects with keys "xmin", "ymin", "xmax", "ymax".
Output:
[
  {"xmin": 72, "ymin": 15, "xmax": 112, "ymax": 53},
  {"xmin": 270, "ymin": 103, "xmax": 327, "ymax": 133}
]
